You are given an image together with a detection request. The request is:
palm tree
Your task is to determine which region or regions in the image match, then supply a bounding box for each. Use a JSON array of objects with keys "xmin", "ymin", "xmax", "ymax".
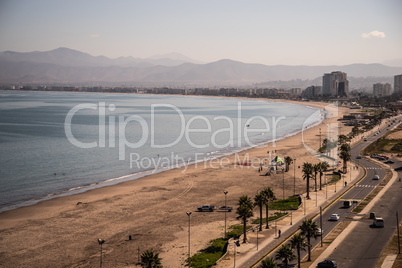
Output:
[
  {"xmin": 236, "ymin": 195, "xmax": 254, "ymax": 243},
  {"xmin": 299, "ymin": 219, "xmax": 319, "ymax": 261},
  {"xmin": 140, "ymin": 249, "xmax": 162, "ymax": 268},
  {"xmin": 290, "ymin": 233, "xmax": 308, "ymax": 268},
  {"xmin": 275, "ymin": 244, "xmax": 295, "ymax": 268},
  {"xmin": 338, "ymin": 134, "xmax": 348, "ymax": 144},
  {"xmin": 284, "ymin": 156, "xmax": 293, "ymax": 172},
  {"xmin": 351, "ymin": 125, "xmax": 359, "ymax": 137},
  {"xmin": 254, "ymin": 192, "xmax": 264, "ymax": 231},
  {"xmin": 302, "ymin": 162, "xmax": 313, "ymax": 199},
  {"xmin": 259, "ymin": 257, "xmax": 277, "ymax": 268},
  {"xmin": 262, "ymin": 187, "xmax": 275, "ymax": 229},
  {"xmin": 318, "ymin": 162, "xmax": 329, "ymax": 191},
  {"xmin": 313, "ymin": 163, "xmax": 320, "ymax": 192},
  {"xmin": 339, "ymin": 143, "xmax": 351, "ymax": 173}
]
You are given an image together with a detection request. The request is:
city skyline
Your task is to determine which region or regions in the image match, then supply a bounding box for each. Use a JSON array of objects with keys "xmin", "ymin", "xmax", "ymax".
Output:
[{"xmin": 0, "ymin": 0, "xmax": 401, "ymax": 66}]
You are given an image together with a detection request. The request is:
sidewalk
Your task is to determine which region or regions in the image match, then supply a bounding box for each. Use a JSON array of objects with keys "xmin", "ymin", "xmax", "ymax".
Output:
[{"xmin": 215, "ymin": 162, "xmax": 363, "ymax": 268}]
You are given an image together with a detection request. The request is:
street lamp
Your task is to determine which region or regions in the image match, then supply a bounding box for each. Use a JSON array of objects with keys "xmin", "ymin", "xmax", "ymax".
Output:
[
  {"xmin": 319, "ymin": 128, "xmax": 321, "ymax": 154},
  {"xmin": 234, "ymin": 240, "xmax": 240, "ymax": 268},
  {"xmin": 290, "ymin": 206, "xmax": 293, "ymax": 225},
  {"xmin": 98, "ymin": 239, "xmax": 105, "ymax": 268},
  {"xmin": 186, "ymin": 212, "xmax": 192, "ymax": 259},
  {"xmin": 320, "ymin": 206, "xmax": 323, "ymax": 247},
  {"xmin": 224, "ymin": 190, "xmax": 228, "ymax": 239},
  {"xmin": 294, "ymin": 158, "xmax": 296, "ymax": 196}
]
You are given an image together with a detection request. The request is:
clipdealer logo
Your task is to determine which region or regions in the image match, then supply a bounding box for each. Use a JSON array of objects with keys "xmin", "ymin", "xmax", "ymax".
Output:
[{"xmin": 64, "ymin": 102, "xmax": 286, "ymax": 167}]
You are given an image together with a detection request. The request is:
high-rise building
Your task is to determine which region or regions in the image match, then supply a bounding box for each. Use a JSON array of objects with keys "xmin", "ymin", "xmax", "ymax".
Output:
[
  {"xmin": 373, "ymin": 83, "xmax": 392, "ymax": 97},
  {"xmin": 322, "ymin": 71, "xmax": 349, "ymax": 97},
  {"xmin": 302, "ymin": 86, "xmax": 322, "ymax": 97},
  {"xmin": 289, "ymin": 88, "xmax": 302, "ymax": 96},
  {"xmin": 395, "ymin": 74, "xmax": 402, "ymax": 93}
]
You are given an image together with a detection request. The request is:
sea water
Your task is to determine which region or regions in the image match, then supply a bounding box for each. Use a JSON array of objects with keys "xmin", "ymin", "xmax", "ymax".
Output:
[{"xmin": 0, "ymin": 91, "xmax": 322, "ymax": 212}]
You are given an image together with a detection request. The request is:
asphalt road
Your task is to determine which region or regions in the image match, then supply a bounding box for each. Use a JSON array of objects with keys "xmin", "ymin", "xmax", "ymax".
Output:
[
  {"xmin": 326, "ymin": 121, "xmax": 402, "ymax": 268},
  {"xmin": 245, "ymin": 118, "xmax": 401, "ymax": 268}
]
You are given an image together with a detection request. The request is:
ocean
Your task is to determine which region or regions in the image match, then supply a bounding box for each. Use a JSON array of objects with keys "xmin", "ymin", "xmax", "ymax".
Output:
[{"xmin": 0, "ymin": 91, "xmax": 322, "ymax": 212}]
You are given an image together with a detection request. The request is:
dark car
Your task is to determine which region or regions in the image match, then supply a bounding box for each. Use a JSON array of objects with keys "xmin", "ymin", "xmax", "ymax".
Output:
[
  {"xmin": 395, "ymin": 166, "xmax": 402, "ymax": 171},
  {"xmin": 317, "ymin": 259, "xmax": 337, "ymax": 268},
  {"xmin": 384, "ymin": 160, "xmax": 394, "ymax": 164}
]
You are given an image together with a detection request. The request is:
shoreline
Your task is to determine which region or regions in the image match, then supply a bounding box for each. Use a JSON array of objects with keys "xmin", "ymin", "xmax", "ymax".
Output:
[
  {"xmin": 0, "ymin": 93, "xmax": 323, "ymax": 214},
  {"xmin": 0, "ymin": 95, "xmax": 349, "ymax": 267}
]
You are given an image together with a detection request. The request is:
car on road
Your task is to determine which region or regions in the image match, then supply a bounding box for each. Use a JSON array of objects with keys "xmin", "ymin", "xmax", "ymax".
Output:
[
  {"xmin": 394, "ymin": 166, "xmax": 402, "ymax": 171},
  {"xmin": 384, "ymin": 160, "xmax": 394, "ymax": 164},
  {"xmin": 364, "ymin": 138, "xmax": 368, "ymax": 141},
  {"xmin": 373, "ymin": 217, "xmax": 384, "ymax": 228},
  {"xmin": 316, "ymin": 228, "xmax": 322, "ymax": 236},
  {"xmin": 373, "ymin": 175, "xmax": 380, "ymax": 180},
  {"xmin": 317, "ymin": 259, "xmax": 337, "ymax": 267},
  {"xmin": 356, "ymin": 155, "xmax": 362, "ymax": 159},
  {"xmin": 329, "ymin": 214, "xmax": 340, "ymax": 221}
]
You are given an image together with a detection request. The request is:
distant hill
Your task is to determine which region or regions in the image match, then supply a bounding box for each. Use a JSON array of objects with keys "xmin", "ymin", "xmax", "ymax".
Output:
[{"xmin": 1, "ymin": 47, "xmax": 401, "ymax": 87}]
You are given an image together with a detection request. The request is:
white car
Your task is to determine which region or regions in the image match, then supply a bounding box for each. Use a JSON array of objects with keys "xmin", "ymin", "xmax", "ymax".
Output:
[
  {"xmin": 316, "ymin": 228, "xmax": 323, "ymax": 236},
  {"xmin": 373, "ymin": 175, "xmax": 380, "ymax": 180},
  {"xmin": 329, "ymin": 214, "xmax": 340, "ymax": 221}
]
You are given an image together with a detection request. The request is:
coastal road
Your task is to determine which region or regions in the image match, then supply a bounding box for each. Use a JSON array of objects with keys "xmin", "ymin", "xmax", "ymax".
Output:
[
  {"xmin": 242, "ymin": 117, "xmax": 401, "ymax": 268},
  {"xmin": 326, "ymin": 122, "xmax": 402, "ymax": 267}
]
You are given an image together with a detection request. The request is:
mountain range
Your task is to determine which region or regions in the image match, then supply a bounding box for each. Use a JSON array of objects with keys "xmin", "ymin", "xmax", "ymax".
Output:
[{"xmin": 1, "ymin": 47, "xmax": 401, "ymax": 87}]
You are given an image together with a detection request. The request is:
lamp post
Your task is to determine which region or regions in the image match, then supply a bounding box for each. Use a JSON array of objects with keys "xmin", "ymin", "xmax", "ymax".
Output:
[
  {"xmin": 397, "ymin": 211, "xmax": 400, "ymax": 254},
  {"xmin": 319, "ymin": 128, "xmax": 321, "ymax": 153},
  {"xmin": 282, "ymin": 171, "xmax": 285, "ymax": 212},
  {"xmin": 294, "ymin": 158, "xmax": 296, "ymax": 196},
  {"xmin": 290, "ymin": 206, "xmax": 293, "ymax": 225},
  {"xmin": 224, "ymin": 190, "xmax": 228, "ymax": 239},
  {"xmin": 320, "ymin": 206, "xmax": 323, "ymax": 247},
  {"xmin": 257, "ymin": 229, "xmax": 259, "ymax": 250},
  {"xmin": 98, "ymin": 239, "xmax": 105, "ymax": 268},
  {"xmin": 304, "ymin": 196, "xmax": 306, "ymax": 215},
  {"xmin": 186, "ymin": 212, "xmax": 192, "ymax": 259}
]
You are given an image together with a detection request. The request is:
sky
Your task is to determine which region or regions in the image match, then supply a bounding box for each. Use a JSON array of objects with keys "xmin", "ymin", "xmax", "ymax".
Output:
[{"xmin": 0, "ymin": 0, "xmax": 401, "ymax": 66}]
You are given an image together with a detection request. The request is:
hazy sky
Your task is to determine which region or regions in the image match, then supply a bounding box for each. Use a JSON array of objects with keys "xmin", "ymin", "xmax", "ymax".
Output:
[{"xmin": 0, "ymin": 0, "xmax": 401, "ymax": 66}]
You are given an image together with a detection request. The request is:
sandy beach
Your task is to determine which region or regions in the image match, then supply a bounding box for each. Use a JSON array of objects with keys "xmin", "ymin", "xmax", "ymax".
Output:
[{"xmin": 0, "ymin": 99, "xmax": 353, "ymax": 267}]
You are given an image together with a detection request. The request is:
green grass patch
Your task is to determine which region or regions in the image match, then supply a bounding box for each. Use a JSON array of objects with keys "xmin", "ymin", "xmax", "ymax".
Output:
[
  {"xmin": 269, "ymin": 195, "xmax": 301, "ymax": 210},
  {"xmin": 252, "ymin": 212, "xmax": 288, "ymax": 224},
  {"xmin": 324, "ymin": 175, "xmax": 340, "ymax": 185},
  {"xmin": 186, "ymin": 238, "xmax": 228, "ymax": 268},
  {"xmin": 363, "ymin": 129, "xmax": 402, "ymax": 155},
  {"xmin": 226, "ymin": 224, "xmax": 252, "ymax": 240}
]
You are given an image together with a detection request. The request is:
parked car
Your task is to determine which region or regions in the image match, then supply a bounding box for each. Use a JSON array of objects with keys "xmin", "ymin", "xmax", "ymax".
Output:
[
  {"xmin": 395, "ymin": 166, "xmax": 402, "ymax": 171},
  {"xmin": 197, "ymin": 205, "xmax": 215, "ymax": 212},
  {"xmin": 370, "ymin": 154, "xmax": 379, "ymax": 159},
  {"xmin": 218, "ymin": 206, "xmax": 233, "ymax": 212},
  {"xmin": 373, "ymin": 217, "xmax": 384, "ymax": 228},
  {"xmin": 356, "ymin": 155, "xmax": 362, "ymax": 159},
  {"xmin": 378, "ymin": 156, "xmax": 386, "ymax": 160},
  {"xmin": 329, "ymin": 214, "xmax": 340, "ymax": 221},
  {"xmin": 384, "ymin": 160, "xmax": 394, "ymax": 164},
  {"xmin": 317, "ymin": 259, "xmax": 337, "ymax": 267},
  {"xmin": 373, "ymin": 175, "xmax": 380, "ymax": 180},
  {"xmin": 364, "ymin": 138, "xmax": 368, "ymax": 141}
]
